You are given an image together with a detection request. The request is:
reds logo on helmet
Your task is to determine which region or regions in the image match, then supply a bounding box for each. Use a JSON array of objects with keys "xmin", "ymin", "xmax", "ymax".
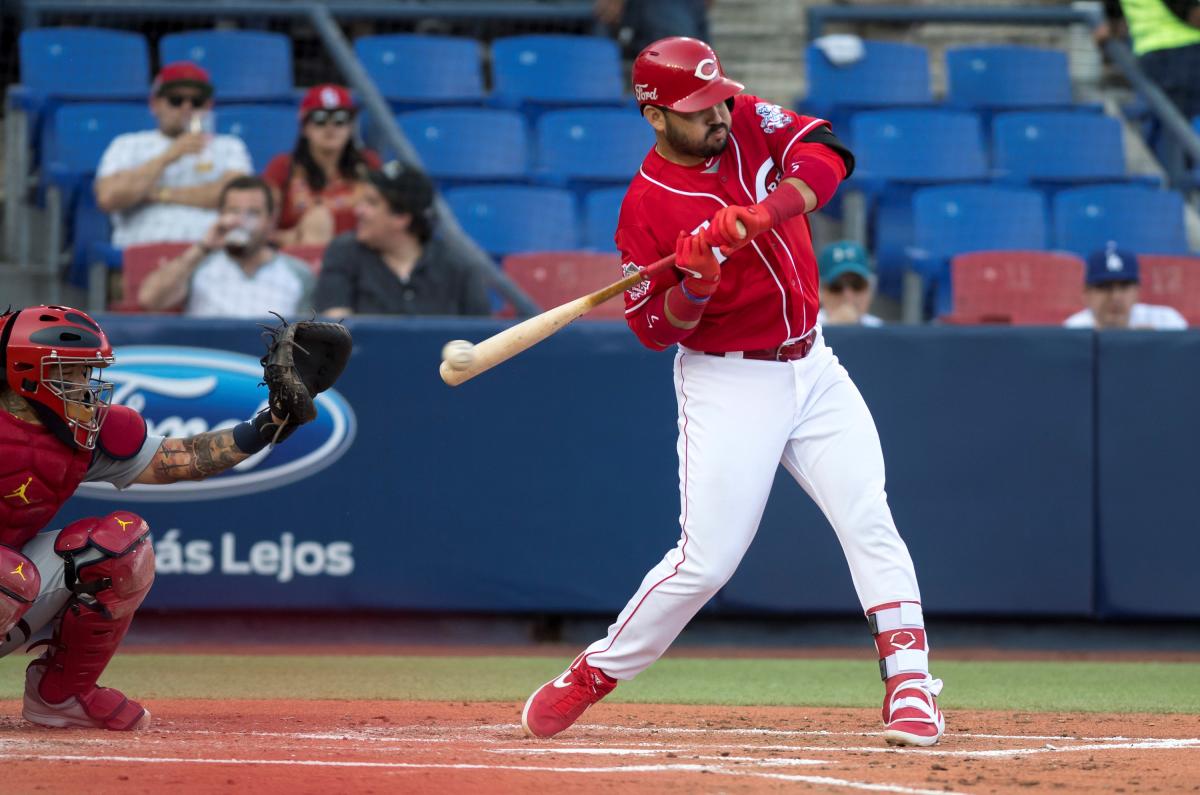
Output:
[{"xmin": 631, "ymin": 37, "xmax": 744, "ymax": 113}]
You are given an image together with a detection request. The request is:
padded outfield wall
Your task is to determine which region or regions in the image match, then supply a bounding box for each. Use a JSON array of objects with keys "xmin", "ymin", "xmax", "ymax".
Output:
[{"xmin": 48, "ymin": 317, "xmax": 1200, "ymax": 619}]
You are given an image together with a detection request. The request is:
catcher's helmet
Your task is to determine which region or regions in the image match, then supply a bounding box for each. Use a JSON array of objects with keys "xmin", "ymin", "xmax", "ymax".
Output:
[
  {"xmin": 0, "ymin": 305, "xmax": 115, "ymax": 449},
  {"xmin": 631, "ymin": 37, "xmax": 744, "ymax": 113}
]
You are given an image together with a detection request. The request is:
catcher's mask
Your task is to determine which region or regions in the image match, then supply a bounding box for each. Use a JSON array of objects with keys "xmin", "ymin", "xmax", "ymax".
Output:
[{"xmin": 0, "ymin": 305, "xmax": 115, "ymax": 450}]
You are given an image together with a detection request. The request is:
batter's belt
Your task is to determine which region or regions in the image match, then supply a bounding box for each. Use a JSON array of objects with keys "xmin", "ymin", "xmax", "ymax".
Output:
[{"xmin": 700, "ymin": 333, "xmax": 816, "ymax": 362}]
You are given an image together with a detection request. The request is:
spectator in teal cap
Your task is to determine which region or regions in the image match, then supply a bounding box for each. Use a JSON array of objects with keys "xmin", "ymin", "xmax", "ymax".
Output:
[{"xmin": 817, "ymin": 240, "xmax": 883, "ymax": 327}]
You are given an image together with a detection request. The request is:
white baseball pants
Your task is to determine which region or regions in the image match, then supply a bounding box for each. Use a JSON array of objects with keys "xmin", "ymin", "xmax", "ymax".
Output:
[{"xmin": 584, "ymin": 332, "xmax": 922, "ymax": 679}]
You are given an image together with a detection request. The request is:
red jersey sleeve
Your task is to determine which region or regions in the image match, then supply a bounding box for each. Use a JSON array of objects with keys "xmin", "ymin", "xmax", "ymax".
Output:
[
  {"xmin": 262, "ymin": 153, "xmax": 291, "ymax": 188},
  {"xmin": 617, "ymin": 221, "xmax": 685, "ymax": 351},
  {"xmin": 738, "ymin": 94, "xmax": 851, "ymax": 209}
]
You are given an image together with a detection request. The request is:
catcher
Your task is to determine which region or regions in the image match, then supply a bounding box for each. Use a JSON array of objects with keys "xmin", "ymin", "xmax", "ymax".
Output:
[{"xmin": 0, "ymin": 305, "xmax": 351, "ymax": 730}]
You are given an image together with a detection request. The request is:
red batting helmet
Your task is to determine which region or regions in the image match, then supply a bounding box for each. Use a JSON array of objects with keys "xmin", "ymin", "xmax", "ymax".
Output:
[
  {"xmin": 631, "ymin": 37, "xmax": 744, "ymax": 113},
  {"xmin": 0, "ymin": 305, "xmax": 115, "ymax": 449}
]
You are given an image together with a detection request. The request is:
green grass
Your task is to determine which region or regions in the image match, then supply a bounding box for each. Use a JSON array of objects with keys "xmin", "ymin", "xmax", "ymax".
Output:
[{"xmin": 2, "ymin": 655, "xmax": 1197, "ymax": 714}]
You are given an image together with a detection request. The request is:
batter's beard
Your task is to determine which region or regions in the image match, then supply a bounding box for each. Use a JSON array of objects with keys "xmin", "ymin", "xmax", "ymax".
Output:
[{"xmin": 665, "ymin": 122, "xmax": 729, "ymax": 159}]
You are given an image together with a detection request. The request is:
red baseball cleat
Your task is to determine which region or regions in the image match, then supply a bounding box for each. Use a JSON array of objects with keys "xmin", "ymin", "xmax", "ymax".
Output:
[
  {"xmin": 22, "ymin": 658, "xmax": 151, "ymax": 731},
  {"xmin": 521, "ymin": 653, "xmax": 617, "ymax": 738},
  {"xmin": 882, "ymin": 675, "xmax": 944, "ymax": 747}
]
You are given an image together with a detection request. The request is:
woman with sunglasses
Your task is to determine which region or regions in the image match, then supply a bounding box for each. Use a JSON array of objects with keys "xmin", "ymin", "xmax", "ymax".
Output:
[{"xmin": 263, "ymin": 84, "xmax": 381, "ymax": 247}]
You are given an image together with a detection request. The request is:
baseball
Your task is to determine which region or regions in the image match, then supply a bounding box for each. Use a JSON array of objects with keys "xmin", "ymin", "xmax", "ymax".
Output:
[{"xmin": 441, "ymin": 340, "xmax": 476, "ymax": 371}]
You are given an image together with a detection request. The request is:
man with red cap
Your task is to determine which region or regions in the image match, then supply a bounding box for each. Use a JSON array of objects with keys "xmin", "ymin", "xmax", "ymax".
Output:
[
  {"xmin": 95, "ymin": 61, "xmax": 251, "ymax": 248},
  {"xmin": 520, "ymin": 37, "xmax": 944, "ymax": 747}
]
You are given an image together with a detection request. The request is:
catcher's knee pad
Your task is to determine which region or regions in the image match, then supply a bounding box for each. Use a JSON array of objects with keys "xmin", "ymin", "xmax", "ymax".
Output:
[
  {"xmin": 0, "ymin": 545, "xmax": 41, "ymax": 637},
  {"xmin": 55, "ymin": 511, "xmax": 155, "ymax": 620}
]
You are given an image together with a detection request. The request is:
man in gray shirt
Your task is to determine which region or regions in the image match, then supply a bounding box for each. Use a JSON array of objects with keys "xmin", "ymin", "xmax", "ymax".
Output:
[{"xmin": 315, "ymin": 161, "xmax": 490, "ymax": 318}]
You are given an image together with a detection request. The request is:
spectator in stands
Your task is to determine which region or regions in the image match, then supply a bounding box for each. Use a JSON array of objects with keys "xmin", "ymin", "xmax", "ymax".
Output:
[
  {"xmin": 1064, "ymin": 244, "xmax": 1187, "ymax": 330},
  {"xmin": 1102, "ymin": 0, "xmax": 1200, "ymax": 122},
  {"xmin": 94, "ymin": 62, "xmax": 252, "ymax": 247},
  {"xmin": 314, "ymin": 161, "xmax": 489, "ymax": 318},
  {"xmin": 263, "ymin": 84, "xmax": 382, "ymax": 248},
  {"xmin": 137, "ymin": 176, "xmax": 314, "ymax": 317},
  {"xmin": 595, "ymin": 0, "xmax": 711, "ymax": 55},
  {"xmin": 816, "ymin": 241, "xmax": 883, "ymax": 327}
]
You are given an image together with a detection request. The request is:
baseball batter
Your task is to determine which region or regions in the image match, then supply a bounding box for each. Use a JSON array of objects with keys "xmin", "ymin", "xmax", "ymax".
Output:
[
  {"xmin": 521, "ymin": 37, "xmax": 943, "ymax": 747},
  {"xmin": 0, "ymin": 305, "xmax": 346, "ymax": 729}
]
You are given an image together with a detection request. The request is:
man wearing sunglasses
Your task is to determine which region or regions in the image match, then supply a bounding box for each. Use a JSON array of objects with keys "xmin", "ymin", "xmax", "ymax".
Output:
[
  {"xmin": 94, "ymin": 61, "xmax": 252, "ymax": 249},
  {"xmin": 816, "ymin": 240, "xmax": 884, "ymax": 327}
]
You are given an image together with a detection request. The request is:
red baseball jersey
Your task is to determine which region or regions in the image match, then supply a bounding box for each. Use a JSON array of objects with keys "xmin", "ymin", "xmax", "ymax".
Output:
[{"xmin": 617, "ymin": 94, "xmax": 850, "ymax": 352}]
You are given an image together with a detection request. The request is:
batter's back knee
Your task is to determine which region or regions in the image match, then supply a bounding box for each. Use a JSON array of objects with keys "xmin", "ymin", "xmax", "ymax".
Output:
[
  {"xmin": 0, "ymin": 546, "xmax": 40, "ymax": 635},
  {"xmin": 55, "ymin": 512, "xmax": 155, "ymax": 619}
]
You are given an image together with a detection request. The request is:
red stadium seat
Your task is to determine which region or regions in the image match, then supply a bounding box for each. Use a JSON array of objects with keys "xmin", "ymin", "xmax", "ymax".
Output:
[
  {"xmin": 281, "ymin": 244, "xmax": 326, "ymax": 273},
  {"xmin": 946, "ymin": 250, "xmax": 1085, "ymax": 325},
  {"xmin": 110, "ymin": 242, "xmax": 191, "ymax": 313},
  {"xmin": 1138, "ymin": 255, "xmax": 1200, "ymax": 326},
  {"xmin": 502, "ymin": 251, "xmax": 625, "ymax": 319}
]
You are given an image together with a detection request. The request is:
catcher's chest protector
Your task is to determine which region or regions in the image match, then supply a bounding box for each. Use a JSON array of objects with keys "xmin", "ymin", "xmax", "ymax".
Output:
[{"xmin": 0, "ymin": 410, "xmax": 91, "ymax": 548}]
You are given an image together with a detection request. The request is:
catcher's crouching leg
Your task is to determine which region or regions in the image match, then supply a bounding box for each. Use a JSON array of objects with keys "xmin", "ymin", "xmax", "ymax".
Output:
[{"xmin": 23, "ymin": 512, "xmax": 155, "ymax": 731}]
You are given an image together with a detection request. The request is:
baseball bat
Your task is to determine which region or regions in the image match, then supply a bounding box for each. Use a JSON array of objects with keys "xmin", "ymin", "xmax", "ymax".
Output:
[{"xmin": 438, "ymin": 221, "xmax": 742, "ymax": 387}]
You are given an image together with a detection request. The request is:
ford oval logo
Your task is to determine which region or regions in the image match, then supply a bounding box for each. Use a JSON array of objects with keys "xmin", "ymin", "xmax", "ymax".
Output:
[{"xmin": 76, "ymin": 346, "xmax": 357, "ymax": 502}]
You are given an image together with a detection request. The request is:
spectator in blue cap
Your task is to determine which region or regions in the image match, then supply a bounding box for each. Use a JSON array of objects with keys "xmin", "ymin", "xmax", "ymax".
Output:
[
  {"xmin": 1064, "ymin": 243, "xmax": 1187, "ymax": 330},
  {"xmin": 817, "ymin": 240, "xmax": 883, "ymax": 326}
]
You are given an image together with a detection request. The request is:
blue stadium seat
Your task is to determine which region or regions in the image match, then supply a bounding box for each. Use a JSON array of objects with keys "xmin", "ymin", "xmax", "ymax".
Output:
[
  {"xmin": 398, "ymin": 108, "xmax": 529, "ymax": 184},
  {"xmin": 491, "ymin": 35, "xmax": 624, "ymax": 113},
  {"xmin": 354, "ymin": 34, "xmax": 485, "ymax": 108},
  {"xmin": 159, "ymin": 30, "xmax": 293, "ymax": 102},
  {"xmin": 946, "ymin": 46, "xmax": 1072, "ymax": 111},
  {"xmin": 912, "ymin": 184, "xmax": 1048, "ymax": 316},
  {"xmin": 584, "ymin": 187, "xmax": 626, "ymax": 251},
  {"xmin": 534, "ymin": 108, "xmax": 652, "ymax": 188},
  {"xmin": 216, "ymin": 105, "xmax": 299, "ymax": 173},
  {"xmin": 1053, "ymin": 185, "xmax": 1189, "ymax": 256},
  {"xmin": 803, "ymin": 40, "xmax": 932, "ymax": 123},
  {"xmin": 992, "ymin": 111, "xmax": 1127, "ymax": 184},
  {"xmin": 41, "ymin": 103, "xmax": 155, "ymax": 283},
  {"xmin": 445, "ymin": 185, "xmax": 578, "ymax": 257},
  {"xmin": 851, "ymin": 109, "xmax": 988, "ymax": 187}
]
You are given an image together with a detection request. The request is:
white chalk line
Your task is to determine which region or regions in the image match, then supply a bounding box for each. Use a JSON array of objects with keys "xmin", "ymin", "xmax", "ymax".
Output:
[
  {"xmin": 486, "ymin": 747, "xmax": 828, "ymax": 766},
  {"xmin": 0, "ymin": 753, "xmax": 961, "ymax": 795}
]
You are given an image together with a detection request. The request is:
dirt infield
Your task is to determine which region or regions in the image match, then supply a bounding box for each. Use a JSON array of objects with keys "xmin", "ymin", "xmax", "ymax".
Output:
[{"xmin": 0, "ymin": 700, "xmax": 1195, "ymax": 794}]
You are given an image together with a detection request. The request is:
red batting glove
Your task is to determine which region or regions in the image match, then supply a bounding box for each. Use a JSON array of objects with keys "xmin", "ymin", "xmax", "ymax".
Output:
[
  {"xmin": 705, "ymin": 204, "xmax": 773, "ymax": 255},
  {"xmin": 674, "ymin": 230, "xmax": 721, "ymax": 299}
]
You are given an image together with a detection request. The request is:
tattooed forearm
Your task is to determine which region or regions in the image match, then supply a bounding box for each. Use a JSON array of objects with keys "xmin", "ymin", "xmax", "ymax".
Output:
[{"xmin": 149, "ymin": 428, "xmax": 251, "ymax": 482}]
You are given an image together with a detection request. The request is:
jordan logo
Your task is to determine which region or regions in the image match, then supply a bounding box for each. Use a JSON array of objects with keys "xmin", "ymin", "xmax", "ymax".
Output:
[
  {"xmin": 4, "ymin": 477, "xmax": 33, "ymax": 504},
  {"xmin": 10, "ymin": 562, "xmax": 26, "ymax": 581},
  {"xmin": 115, "ymin": 516, "xmax": 134, "ymax": 532}
]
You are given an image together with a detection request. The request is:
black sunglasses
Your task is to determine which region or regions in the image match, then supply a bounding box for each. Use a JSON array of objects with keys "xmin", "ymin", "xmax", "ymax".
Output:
[
  {"xmin": 164, "ymin": 94, "xmax": 207, "ymax": 109},
  {"xmin": 307, "ymin": 109, "xmax": 353, "ymax": 127},
  {"xmin": 827, "ymin": 274, "xmax": 870, "ymax": 294}
]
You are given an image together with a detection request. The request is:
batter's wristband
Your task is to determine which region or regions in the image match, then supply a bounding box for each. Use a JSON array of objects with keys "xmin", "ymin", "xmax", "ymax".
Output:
[
  {"xmin": 232, "ymin": 420, "xmax": 267, "ymax": 455},
  {"xmin": 679, "ymin": 281, "xmax": 712, "ymax": 304},
  {"xmin": 780, "ymin": 158, "xmax": 841, "ymax": 211}
]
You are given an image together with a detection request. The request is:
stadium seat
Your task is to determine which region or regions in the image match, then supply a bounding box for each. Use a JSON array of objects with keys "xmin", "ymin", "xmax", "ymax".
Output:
[
  {"xmin": 398, "ymin": 108, "xmax": 529, "ymax": 184},
  {"xmin": 503, "ymin": 251, "xmax": 625, "ymax": 319},
  {"xmin": 1052, "ymin": 185, "xmax": 1189, "ymax": 257},
  {"xmin": 912, "ymin": 184, "xmax": 1048, "ymax": 316},
  {"xmin": 111, "ymin": 242, "xmax": 191, "ymax": 312},
  {"xmin": 802, "ymin": 40, "xmax": 933, "ymax": 125},
  {"xmin": 947, "ymin": 250, "xmax": 1084, "ymax": 325},
  {"xmin": 41, "ymin": 103, "xmax": 156, "ymax": 283},
  {"xmin": 444, "ymin": 185, "xmax": 578, "ymax": 257},
  {"xmin": 584, "ymin": 187, "xmax": 626, "ymax": 251},
  {"xmin": 992, "ymin": 111, "xmax": 1127, "ymax": 184},
  {"xmin": 491, "ymin": 35, "xmax": 624, "ymax": 113},
  {"xmin": 353, "ymin": 34, "xmax": 485, "ymax": 107},
  {"xmin": 216, "ymin": 105, "xmax": 299, "ymax": 173},
  {"xmin": 159, "ymin": 30, "xmax": 293, "ymax": 102},
  {"xmin": 1137, "ymin": 255, "xmax": 1200, "ymax": 326},
  {"xmin": 534, "ymin": 108, "xmax": 652, "ymax": 188},
  {"xmin": 850, "ymin": 109, "xmax": 988, "ymax": 187},
  {"xmin": 281, "ymin": 244, "xmax": 326, "ymax": 273},
  {"xmin": 945, "ymin": 45, "xmax": 1073, "ymax": 111}
]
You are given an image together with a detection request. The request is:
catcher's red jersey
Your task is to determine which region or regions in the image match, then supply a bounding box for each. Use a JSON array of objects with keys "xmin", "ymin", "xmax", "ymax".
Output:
[{"xmin": 617, "ymin": 94, "xmax": 848, "ymax": 352}]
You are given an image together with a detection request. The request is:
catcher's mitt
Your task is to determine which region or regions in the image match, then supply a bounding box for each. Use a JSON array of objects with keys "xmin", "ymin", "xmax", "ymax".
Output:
[{"xmin": 258, "ymin": 314, "xmax": 353, "ymax": 441}]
